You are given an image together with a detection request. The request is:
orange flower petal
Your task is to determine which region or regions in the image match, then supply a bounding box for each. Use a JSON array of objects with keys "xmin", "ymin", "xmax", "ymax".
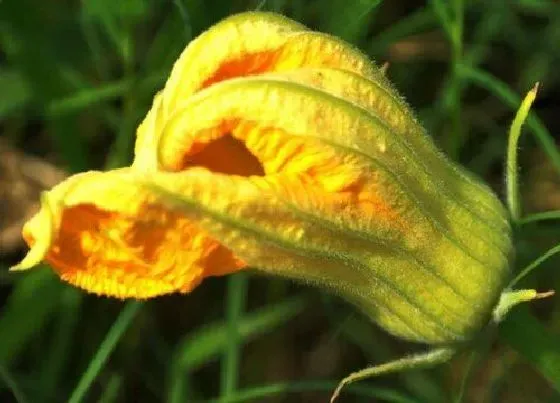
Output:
[
  {"xmin": 162, "ymin": 12, "xmax": 307, "ymax": 113},
  {"xmin": 163, "ymin": 29, "xmax": 385, "ymax": 112},
  {"xmin": 13, "ymin": 169, "xmax": 244, "ymax": 298},
  {"xmin": 132, "ymin": 12, "xmax": 387, "ymax": 172},
  {"xmin": 134, "ymin": 10, "xmax": 507, "ymax": 235}
]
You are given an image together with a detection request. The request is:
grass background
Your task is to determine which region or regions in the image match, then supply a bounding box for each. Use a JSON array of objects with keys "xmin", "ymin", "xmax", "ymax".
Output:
[{"xmin": 1, "ymin": 0, "xmax": 560, "ymax": 402}]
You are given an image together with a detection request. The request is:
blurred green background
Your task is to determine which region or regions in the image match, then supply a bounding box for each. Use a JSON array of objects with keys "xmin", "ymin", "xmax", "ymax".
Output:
[{"xmin": 1, "ymin": 0, "xmax": 560, "ymax": 402}]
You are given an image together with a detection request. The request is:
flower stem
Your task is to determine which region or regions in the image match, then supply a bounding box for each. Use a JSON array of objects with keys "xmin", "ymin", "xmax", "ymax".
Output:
[{"xmin": 506, "ymin": 83, "xmax": 539, "ymax": 222}]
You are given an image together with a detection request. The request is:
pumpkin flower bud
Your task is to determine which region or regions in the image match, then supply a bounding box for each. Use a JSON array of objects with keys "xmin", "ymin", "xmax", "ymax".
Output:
[{"xmin": 12, "ymin": 11, "xmax": 546, "ymax": 398}]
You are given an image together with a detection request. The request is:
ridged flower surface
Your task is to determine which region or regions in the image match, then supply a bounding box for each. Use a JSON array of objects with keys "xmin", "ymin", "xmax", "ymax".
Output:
[{"xmin": 14, "ymin": 12, "xmax": 513, "ymax": 344}]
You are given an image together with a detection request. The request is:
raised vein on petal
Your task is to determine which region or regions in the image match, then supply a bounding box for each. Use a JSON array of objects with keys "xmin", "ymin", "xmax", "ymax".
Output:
[
  {"xmin": 144, "ymin": 169, "xmax": 485, "ymax": 343},
  {"xmin": 255, "ymin": 69, "xmax": 510, "ymax": 244},
  {"xmin": 157, "ymin": 77, "xmax": 509, "ymax": 308},
  {"xmin": 159, "ymin": 78, "xmax": 509, "ymax": 260},
  {"xmin": 149, "ymin": 13, "xmax": 509, "ymax": 229}
]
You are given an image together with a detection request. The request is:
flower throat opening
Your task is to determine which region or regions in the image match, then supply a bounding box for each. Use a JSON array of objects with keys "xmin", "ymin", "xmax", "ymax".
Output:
[{"xmin": 182, "ymin": 134, "xmax": 265, "ymax": 177}]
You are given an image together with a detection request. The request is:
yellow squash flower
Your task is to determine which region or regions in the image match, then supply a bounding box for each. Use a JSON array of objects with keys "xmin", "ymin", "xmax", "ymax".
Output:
[
  {"xmin": 14, "ymin": 10, "xmax": 512, "ymax": 341},
  {"xmin": 14, "ymin": 11, "xmax": 541, "ymax": 399}
]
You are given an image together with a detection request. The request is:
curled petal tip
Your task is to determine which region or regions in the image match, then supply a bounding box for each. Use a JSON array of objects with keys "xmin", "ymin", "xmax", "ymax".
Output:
[{"xmin": 10, "ymin": 192, "xmax": 57, "ymax": 272}]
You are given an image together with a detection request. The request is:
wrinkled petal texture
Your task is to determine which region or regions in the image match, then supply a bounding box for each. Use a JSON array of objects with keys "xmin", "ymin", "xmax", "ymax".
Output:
[
  {"xmin": 16, "ymin": 12, "xmax": 513, "ymax": 344},
  {"xmin": 146, "ymin": 12, "xmax": 512, "ymax": 343},
  {"xmin": 16, "ymin": 170, "xmax": 244, "ymax": 298}
]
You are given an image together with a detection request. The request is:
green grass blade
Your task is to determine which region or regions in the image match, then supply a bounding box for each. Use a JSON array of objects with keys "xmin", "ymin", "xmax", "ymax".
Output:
[
  {"xmin": 177, "ymin": 0, "xmax": 233, "ymax": 36},
  {"xmin": 0, "ymin": 364, "xmax": 29, "ymax": 403},
  {"xmin": 81, "ymin": 0, "xmax": 123, "ymax": 60},
  {"xmin": 319, "ymin": 295, "xmax": 445, "ymax": 402},
  {"xmin": 38, "ymin": 288, "xmax": 82, "ymax": 402},
  {"xmin": 175, "ymin": 296, "xmax": 306, "ymax": 370},
  {"xmin": 167, "ymin": 295, "xmax": 307, "ymax": 403},
  {"xmin": 318, "ymin": 0, "xmax": 383, "ymax": 43},
  {"xmin": 458, "ymin": 64, "xmax": 560, "ymax": 175},
  {"xmin": 369, "ymin": 6, "xmax": 436, "ymax": 53},
  {"xmin": 45, "ymin": 79, "xmax": 133, "ymax": 117},
  {"xmin": 0, "ymin": 269, "xmax": 62, "ymax": 366},
  {"xmin": 499, "ymin": 308, "xmax": 560, "ymax": 393},
  {"xmin": 431, "ymin": 0, "xmax": 465, "ymax": 158},
  {"xmin": 333, "ymin": 314, "xmax": 445, "ymax": 402},
  {"xmin": 519, "ymin": 210, "xmax": 560, "ymax": 225},
  {"xmin": 220, "ymin": 273, "xmax": 249, "ymax": 398},
  {"xmin": 98, "ymin": 373, "xmax": 123, "ymax": 403},
  {"xmin": 172, "ymin": 0, "xmax": 193, "ymax": 41},
  {"xmin": 143, "ymin": 13, "xmax": 190, "ymax": 73},
  {"xmin": 254, "ymin": 0, "xmax": 288, "ymax": 13},
  {"xmin": 79, "ymin": 7, "xmax": 111, "ymax": 80},
  {"xmin": 81, "ymin": 0, "xmax": 149, "ymax": 63},
  {"xmin": 68, "ymin": 301, "xmax": 143, "ymax": 403},
  {"xmin": 204, "ymin": 380, "xmax": 419, "ymax": 403},
  {"xmin": 508, "ymin": 243, "xmax": 560, "ymax": 288},
  {"xmin": 453, "ymin": 351, "xmax": 477, "ymax": 403},
  {"xmin": 430, "ymin": 0, "xmax": 453, "ymax": 40}
]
